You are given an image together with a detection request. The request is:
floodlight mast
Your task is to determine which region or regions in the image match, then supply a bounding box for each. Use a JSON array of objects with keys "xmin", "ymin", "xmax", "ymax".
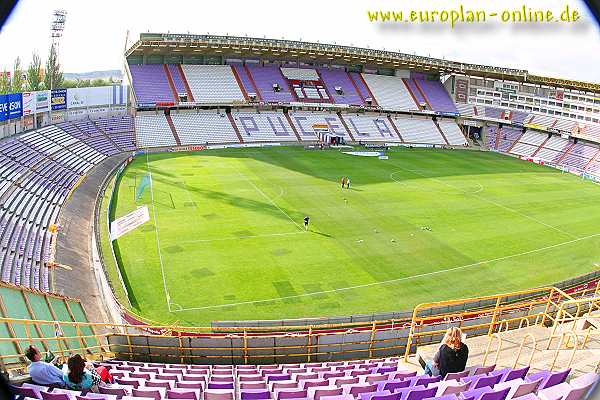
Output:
[{"xmin": 49, "ymin": 9, "xmax": 67, "ymax": 90}]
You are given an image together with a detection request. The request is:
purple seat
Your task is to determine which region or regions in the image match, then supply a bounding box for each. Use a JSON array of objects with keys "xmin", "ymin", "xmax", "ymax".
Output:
[
  {"xmin": 276, "ymin": 389, "xmax": 308, "ymax": 400},
  {"xmin": 241, "ymin": 390, "xmax": 271, "ymax": 400},
  {"xmin": 166, "ymin": 389, "xmax": 199, "ymax": 400},
  {"xmin": 98, "ymin": 386, "xmax": 129, "ymax": 397},
  {"xmin": 349, "ymin": 384, "xmax": 379, "ymax": 397},
  {"xmin": 146, "ymin": 380, "xmax": 172, "ymax": 389},
  {"xmin": 405, "ymin": 386, "xmax": 437, "ymax": 400},
  {"xmin": 495, "ymin": 377, "xmax": 542, "ymax": 399},
  {"xmin": 11, "ymin": 385, "xmax": 44, "ymax": 400},
  {"xmin": 526, "ymin": 369, "xmax": 571, "ymax": 390},
  {"xmin": 426, "ymin": 395, "xmax": 459, "ymax": 400},
  {"xmin": 381, "ymin": 381, "xmax": 410, "ymax": 392},
  {"xmin": 409, "ymin": 376, "xmax": 442, "ymax": 387},
  {"xmin": 207, "ymin": 383, "xmax": 234, "ymax": 390},
  {"xmin": 377, "ymin": 367, "xmax": 398, "ymax": 375},
  {"xmin": 360, "ymin": 392, "xmax": 399, "ymax": 400},
  {"xmin": 539, "ymin": 381, "xmax": 595, "ymax": 400},
  {"xmin": 132, "ymin": 388, "xmax": 162, "ymax": 400},
  {"xmin": 491, "ymin": 367, "xmax": 530, "ymax": 383},
  {"xmin": 176, "ymin": 382, "xmax": 203, "ymax": 390},
  {"xmin": 445, "ymin": 371, "xmax": 469, "ymax": 381},
  {"xmin": 41, "ymin": 392, "xmax": 73, "ymax": 400},
  {"xmin": 268, "ymin": 375, "xmax": 292, "ymax": 383}
]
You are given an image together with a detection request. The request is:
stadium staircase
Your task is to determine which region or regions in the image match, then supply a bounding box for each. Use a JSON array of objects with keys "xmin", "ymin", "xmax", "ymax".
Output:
[
  {"xmin": 163, "ymin": 65, "xmax": 180, "ymax": 103},
  {"xmin": 164, "ymin": 114, "xmax": 182, "ymax": 146},
  {"xmin": 347, "ymin": 72, "xmax": 367, "ymax": 105},
  {"xmin": 402, "ymin": 78, "xmax": 423, "ymax": 111},
  {"xmin": 227, "ymin": 110, "xmax": 245, "ymax": 143},
  {"xmin": 584, "ymin": 149, "xmax": 600, "ymax": 170},
  {"xmin": 505, "ymin": 129, "xmax": 525, "ymax": 153},
  {"xmin": 230, "ymin": 66, "xmax": 251, "ymax": 102},
  {"xmin": 530, "ymin": 135, "xmax": 551, "ymax": 158},
  {"xmin": 556, "ymin": 142, "xmax": 576, "ymax": 164},
  {"xmin": 283, "ymin": 111, "xmax": 303, "ymax": 142},
  {"xmin": 412, "ymin": 80, "xmax": 433, "ymax": 110},
  {"xmin": 337, "ymin": 112, "xmax": 356, "ymax": 141},
  {"xmin": 433, "ymin": 119, "xmax": 451, "ymax": 145},
  {"xmin": 243, "ymin": 65, "xmax": 263, "ymax": 102},
  {"xmin": 177, "ymin": 64, "xmax": 196, "ymax": 102},
  {"xmin": 387, "ymin": 115, "xmax": 404, "ymax": 141}
]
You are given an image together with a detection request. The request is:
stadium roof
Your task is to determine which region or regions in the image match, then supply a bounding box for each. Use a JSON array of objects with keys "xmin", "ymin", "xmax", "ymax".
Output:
[{"xmin": 125, "ymin": 33, "xmax": 600, "ymax": 94}]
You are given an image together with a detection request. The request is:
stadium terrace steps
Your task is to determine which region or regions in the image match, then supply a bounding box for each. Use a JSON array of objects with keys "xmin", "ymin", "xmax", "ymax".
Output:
[
  {"xmin": 509, "ymin": 130, "xmax": 548, "ymax": 158},
  {"xmin": 349, "ymin": 72, "xmax": 376, "ymax": 106},
  {"xmin": 227, "ymin": 111, "xmax": 245, "ymax": 143},
  {"xmin": 317, "ymin": 68, "xmax": 364, "ymax": 106},
  {"xmin": 176, "ymin": 64, "xmax": 195, "ymax": 102},
  {"xmin": 390, "ymin": 116, "xmax": 445, "ymax": 144},
  {"xmin": 402, "ymin": 78, "xmax": 425, "ymax": 110},
  {"xmin": 245, "ymin": 64, "xmax": 295, "ymax": 103},
  {"xmin": 287, "ymin": 111, "xmax": 349, "ymax": 141},
  {"xmin": 165, "ymin": 114, "xmax": 182, "ymax": 146},
  {"xmin": 337, "ymin": 112, "xmax": 356, "ymax": 141},
  {"xmin": 167, "ymin": 64, "xmax": 189, "ymax": 99},
  {"xmin": 231, "ymin": 110, "xmax": 298, "ymax": 142},
  {"xmin": 414, "ymin": 79, "xmax": 458, "ymax": 113},
  {"xmin": 170, "ymin": 111, "xmax": 239, "ymax": 145},
  {"xmin": 163, "ymin": 64, "xmax": 180, "ymax": 102},
  {"xmin": 282, "ymin": 111, "xmax": 303, "ymax": 141},
  {"xmin": 181, "ymin": 65, "xmax": 246, "ymax": 104},
  {"xmin": 129, "ymin": 64, "xmax": 175, "ymax": 104},
  {"xmin": 242, "ymin": 65, "xmax": 264, "ymax": 102},
  {"xmin": 433, "ymin": 120, "xmax": 450, "ymax": 145},
  {"xmin": 387, "ymin": 115, "xmax": 404, "ymax": 141},
  {"xmin": 230, "ymin": 66, "xmax": 250, "ymax": 102},
  {"xmin": 437, "ymin": 119, "xmax": 467, "ymax": 145},
  {"xmin": 360, "ymin": 73, "xmax": 416, "ymax": 111}
]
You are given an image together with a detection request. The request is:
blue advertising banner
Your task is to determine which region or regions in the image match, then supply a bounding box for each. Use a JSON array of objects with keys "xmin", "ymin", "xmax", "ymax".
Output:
[
  {"xmin": 0, "ymin": 95, "xmax": 7, "ymax": 122},
  {"xmin": 8, "ymin": 93, "xmax": 22, "ymax": 119},
  {"xmin": 51, "ymin": 88, "xmax": 67, "ymax": 110}
]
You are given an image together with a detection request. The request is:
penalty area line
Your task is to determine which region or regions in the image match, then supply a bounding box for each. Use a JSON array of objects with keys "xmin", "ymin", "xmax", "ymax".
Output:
[{"xmin": 171, "ymin": 231, "xmax": 600, "ymax": 312}]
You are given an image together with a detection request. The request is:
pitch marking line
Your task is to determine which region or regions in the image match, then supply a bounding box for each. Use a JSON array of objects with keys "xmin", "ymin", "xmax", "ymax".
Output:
[
  {"xmin": 171, "ymin": 231, "xmax": 600, "ymax": 312},
  {"xmin": 390, "ymin": 168, "xmax": 576, "ymax": 239},
  {"xmin": 144, "ymin": 152, "xmax": 173, "ymax": 313},
  {"xmin": 237, "ymin": 171, "xmax": 304, "ymax": 231}
]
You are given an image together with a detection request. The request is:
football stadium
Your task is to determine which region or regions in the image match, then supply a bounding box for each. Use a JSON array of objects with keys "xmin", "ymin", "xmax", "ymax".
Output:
[{"xmin": 1, "ymin": 1, "xmax": 600, "ymax": 398}]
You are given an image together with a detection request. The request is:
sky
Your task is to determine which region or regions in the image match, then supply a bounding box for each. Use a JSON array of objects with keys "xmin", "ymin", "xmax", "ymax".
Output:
[{"xmin": 0, "ymin": 0, "xmax": 599, "ymax": 83}]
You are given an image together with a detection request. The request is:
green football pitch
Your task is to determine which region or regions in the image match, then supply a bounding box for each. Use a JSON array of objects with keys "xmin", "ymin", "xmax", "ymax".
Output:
[{"xmin": 107, "ymin": 146, "xmax": 600, "ymax": 326}]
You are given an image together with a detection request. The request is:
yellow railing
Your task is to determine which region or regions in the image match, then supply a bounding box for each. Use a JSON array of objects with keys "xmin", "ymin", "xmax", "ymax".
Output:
[
  {"xmin": 513, "ymin": 333, "xmax": 537, "ymax": 369},
  {"xmin": 1, "ymin": 282, "xmax": 599, "ymax": 373}
]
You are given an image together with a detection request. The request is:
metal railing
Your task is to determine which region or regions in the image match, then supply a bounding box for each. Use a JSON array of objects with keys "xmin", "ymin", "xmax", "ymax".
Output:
[{"xmin": 1, "ymin": 284, "xmax": 599, "ymax": 374}]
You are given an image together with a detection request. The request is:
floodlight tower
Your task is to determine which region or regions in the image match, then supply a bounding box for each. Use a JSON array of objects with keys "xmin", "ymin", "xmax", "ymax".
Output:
[{"xmin": 49, "ymin": 9, "xmax": 67, "ymax": 90}]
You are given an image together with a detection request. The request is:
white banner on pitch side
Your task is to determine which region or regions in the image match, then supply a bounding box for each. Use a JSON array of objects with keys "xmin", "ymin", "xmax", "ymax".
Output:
[{"xmin": 110, "ymin": 206, "xmax": 150, "ymax": 241}]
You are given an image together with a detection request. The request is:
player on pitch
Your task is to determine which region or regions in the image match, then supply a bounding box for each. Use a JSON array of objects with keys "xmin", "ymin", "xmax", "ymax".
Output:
[
  {"xmin": 304, "ymin": 216, "xmax": 310, "ymax": 231},
  {"xmin": 340, "ymin": 176, "xmax": 346, "ymax": 189}
]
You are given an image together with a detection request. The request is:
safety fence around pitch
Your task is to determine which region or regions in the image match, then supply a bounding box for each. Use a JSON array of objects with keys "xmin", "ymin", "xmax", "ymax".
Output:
[{"xmin": 2, "ymin": 283, "xmax": 599, "ymax": 374}]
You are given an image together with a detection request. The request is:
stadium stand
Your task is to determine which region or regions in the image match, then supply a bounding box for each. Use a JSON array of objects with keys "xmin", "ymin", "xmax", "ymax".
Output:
[
  {"xmin": 129, "ymin": 64, "xmax": 175, "ymax": 104},
  {"xmin": 231, "ymin": 110, "xmax": 298, "ymax": 142},
  {"xmin": 437, "ymin": 119, "xmax": 468, "ymax": 145},
  {"xmin": 317, "ymin": 68, "xmax": 364, "ymax": 106},
  {"xmin": 170, "ymin": 110, "xmax": 239, "ymax": 144},
  {"xmin": 181, "ymin": 65, "xmax": 246, "ymax": 104},
  {"xmin": 0, "ymin": 117, "xmax": 135, "ymax": 291},
  {"xmin": 342, "ymin": 113, "xmax": 401, "ymax": 142},
  {"xmin": 245, "ymin": 65, "xmax": 295, "ymax": 103},
  {"xmin": 390, "ymin": 116, "xmax": 444, "ymax": 144},
  {"xmin": 167, "ymin": 64, "xmax": 190, "ymax": 99},
  {"xmin": 360, "ymin": 74, "xmax": 417, "ymax": 111},
  {"xmin": 135, "ymin": 114, "xmax": 178, "ymax": 148},
  {"xmin": 494, "ymin": 127, "xmax": 524, "ymax": 153},
  {"xmin": 413, "ymin": 79, "xmax": 458, "ymax": 113},
  {"xmin": 232, "ymin": 65, "xmax": 259, "ymax": 100},
  {"xmin": 560, "ymin": 142, "xmax": 600, "ymax": 171}
]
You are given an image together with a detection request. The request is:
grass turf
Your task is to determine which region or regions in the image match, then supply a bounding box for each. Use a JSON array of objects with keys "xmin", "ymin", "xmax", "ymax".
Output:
[{"xmin": 106, "ymin": 146, "xmax": 600, "ymax": 326}]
